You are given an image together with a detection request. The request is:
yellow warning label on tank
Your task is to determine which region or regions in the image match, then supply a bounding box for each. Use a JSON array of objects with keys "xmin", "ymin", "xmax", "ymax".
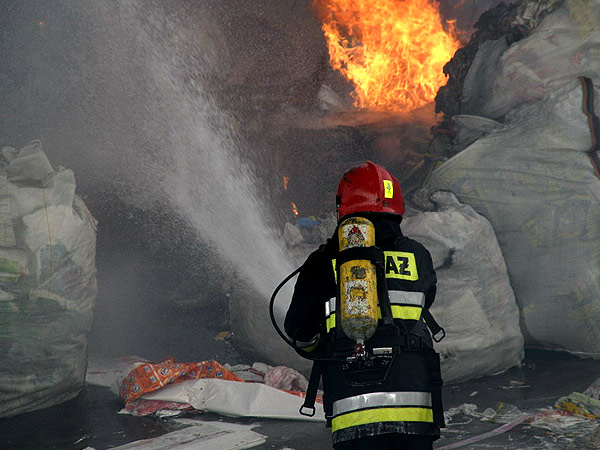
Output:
[
  {"xmin": 383, "ymin": 179, "xmax": 394, "ymax": 198},
  {"xmin": 333, "ymin": 252, "xmax": 419, "ymax": 281},
  {"xmin": 384, "ymin": 251, "xmax": 418, "ymax": 280}
]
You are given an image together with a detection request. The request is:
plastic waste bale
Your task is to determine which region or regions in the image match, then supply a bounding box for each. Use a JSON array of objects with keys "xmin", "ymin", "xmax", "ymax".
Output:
[
  {"xmin": 403, "ymin": 192, "xmax": 524, "ymax": 382},
  {"xmin": 463, "ymin": 0, "xmax": 600, "ymax": 120},
  {"xmin": 428, "ymin": 79, "xmax": 600, "ymax": 356},
  {"xmin": 0, "ymin": 140, "xmax": 97, "ymax": 418}
]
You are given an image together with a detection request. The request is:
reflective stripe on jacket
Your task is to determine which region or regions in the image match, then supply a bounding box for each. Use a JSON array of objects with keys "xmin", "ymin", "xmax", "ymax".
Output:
[
  {"xmin": 332, "ymin": 391, "xmax": 434, "ymax": 432},
  {"xmin": 325, "ymin": 290, "xmax": 425, "ymax": 332}
]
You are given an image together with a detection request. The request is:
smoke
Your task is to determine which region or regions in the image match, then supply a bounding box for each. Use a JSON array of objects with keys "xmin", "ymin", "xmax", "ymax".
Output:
[
  {"xmin": 0, "ymin": 0, "xmax": 298, "ymax": 358},
  {"xmin": 438, "ymin": 0, "xmax": 507, "ymax": 36},
  {"xmin": 85, "ymin": 1, "xmax": 295, "ymax": 296},
  {"xmin": 0, "ymin": 0, "xmax": 506, "ymax": 357}
]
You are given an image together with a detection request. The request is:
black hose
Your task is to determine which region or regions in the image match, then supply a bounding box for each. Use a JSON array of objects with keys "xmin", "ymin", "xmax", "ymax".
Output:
[
  {"xmin": 269, "ymin": 265, "xmax": 341, "ymax": 362},
  {"xmin": 269, "ymin": 266, "xmax": 302, "ymax": 349}
]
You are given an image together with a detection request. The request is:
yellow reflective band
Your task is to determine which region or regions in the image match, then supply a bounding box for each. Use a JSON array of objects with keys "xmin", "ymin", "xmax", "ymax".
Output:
[
  {"xmin": 384, "ymin": 251, "xmax": 418, "ymax": 281},
  {"xmin": 392, "ymin": 305, "xmax": 422, "ymax": 321},
  {"xmin": 383, "ymin": 179, "xmax": 394, "ymax": 198},
  {"xmin": 303, "ymin": 340, "xmax": 319, "ymax": 352},
  {"xmin": 332, "ymin": 407, "xmax": 434, "ymax": 432},
  {"xmin": 332, "ymin": 259, "xmax": 337, "ymax": 283},
  {"xmin": 296, "ymin": 334, "xmax": 320, "ymax": 352},
  {"xmin": 326, "ymin": 313, "xmax": 336, "ymax": 333},
  {"xmin": 377, "ymin": 305, "xmax": 422, "ymax": 321},
  {"xmin": 333, "ymin": 253, "xmax": 419, "ymax": 282}
]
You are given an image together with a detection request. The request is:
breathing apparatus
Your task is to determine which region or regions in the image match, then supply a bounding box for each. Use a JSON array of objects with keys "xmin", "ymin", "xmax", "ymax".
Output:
[
  {"xmin": 271, "ymin": 215, "xmax": 396, "ymax": 347},
  {"xmin": 270, "ymin": 161, "xmax": 406, "ymax": 361},
  {"xmin": 269, "ymin": 214, "xmax": 397, "ymax": 393},
  {"xmin": 268, "ymin": 161, "xmax": 410, "ymax": 415},
  {"xmin": 337, "ymin": 216, "xmax": 379, "ymax": 348}
]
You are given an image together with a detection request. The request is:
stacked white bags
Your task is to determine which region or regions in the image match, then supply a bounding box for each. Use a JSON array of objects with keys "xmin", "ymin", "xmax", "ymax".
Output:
[
  {"xmin": 429, "ymin": 0, "xmax": 600, "ymax": 356},
  {"xmin": 0, "ymin": 140, "xmax": 97, "ymax": 417}
]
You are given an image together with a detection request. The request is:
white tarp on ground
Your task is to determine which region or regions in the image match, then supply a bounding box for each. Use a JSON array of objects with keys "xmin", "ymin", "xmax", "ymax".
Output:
[
  {"xmin": 428, "ymin": 78, "xmax": 600, "ymax": 356},
  {"xmin": 83, "ymin": 419, "xmax": 266, "ymax": 450},
  {"xmin": 403, "ymin": 192, "xmax": 524, "ymax": 382},
  {"xmin": 142, "ymin": 378, "xmax": 325, "ymax": 421},
  {"xmin": 85, "ymin": 357, "xmax": 325, "ymax": 422},
  {"xmin": 0, "ymin": 140, "xmax": 97, "ymax": 418}
]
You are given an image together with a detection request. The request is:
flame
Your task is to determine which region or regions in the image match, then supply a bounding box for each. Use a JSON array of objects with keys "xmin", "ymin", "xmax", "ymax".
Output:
[
  {"xmin": 312, "ymin": 0, "xmax": 460, "ymax": 112},
  {"xmin": 283, "ymin": 175, "xmax": 289, "ymax": 191},
  {"xmin": 291, "ymin": 202, "xmax": 300, "ymax": 218}
]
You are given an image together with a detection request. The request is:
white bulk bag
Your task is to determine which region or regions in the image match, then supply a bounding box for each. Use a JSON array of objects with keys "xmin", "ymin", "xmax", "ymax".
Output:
[
  {"xmin": 0, "ymin": 141, "xmax": 97, "ymax": 417},
  {"xmin": 464, "ymin": 0, "xmax": 600, "ymax": 119},
  {"xmin": 428, "ymin": 79, "xmax": 600, "ymax": 356},
  {"xmin": 403, "ymin": 192, "xmax": 524, "ymax": 382}
]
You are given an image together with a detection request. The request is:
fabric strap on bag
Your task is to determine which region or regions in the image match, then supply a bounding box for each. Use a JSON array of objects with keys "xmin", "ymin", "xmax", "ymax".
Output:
[
  {"xmin": 300, "ymin": 360, "xmax": 323, "ymax": 417},
  {"xmin": 422, "ymin": 308, "xmax": 445, "ymax": 342}
]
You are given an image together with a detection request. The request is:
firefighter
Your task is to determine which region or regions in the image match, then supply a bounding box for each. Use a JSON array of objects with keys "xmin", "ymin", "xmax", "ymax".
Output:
[{"xmin": 284, "ymin": 161, "xmax": 444, "ymax": 450}]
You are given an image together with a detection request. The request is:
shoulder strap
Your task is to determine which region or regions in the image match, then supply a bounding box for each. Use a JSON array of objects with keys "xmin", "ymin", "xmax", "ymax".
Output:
[
  {"xmin": 422, "ymin": 308, "xmax": 446, "ymax": 342},
  {"xmin": 299, "ymin": 360, "xmax": 322, "ymax": 417}
]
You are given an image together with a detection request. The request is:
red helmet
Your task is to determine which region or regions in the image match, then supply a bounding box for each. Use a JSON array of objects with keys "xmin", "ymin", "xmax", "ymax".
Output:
[{"xmin": 336, "ymin": 161, "xmax": 405, "ymax": 219}]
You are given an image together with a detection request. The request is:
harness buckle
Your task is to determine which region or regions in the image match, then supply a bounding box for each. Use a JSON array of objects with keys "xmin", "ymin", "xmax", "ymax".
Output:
[
  {"xmin": 299, "ymin": 405, "xmax": 316, "ymax": 417},
  {"xmin": 404, "ymin": 333, "xmax": 425, "ymax": 350},
  {"xmin": 432, "ymin": 327, "xmax": 446, "ymax": 343}
]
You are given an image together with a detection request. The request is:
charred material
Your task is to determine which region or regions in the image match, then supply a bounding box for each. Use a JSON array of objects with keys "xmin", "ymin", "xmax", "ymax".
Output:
[{"xmin": 435, "ymin": 1, "xmax": 525, "ymax": 119}]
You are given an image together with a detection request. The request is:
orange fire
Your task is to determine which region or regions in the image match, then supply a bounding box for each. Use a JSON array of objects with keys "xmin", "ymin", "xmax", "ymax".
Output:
[
  {"xmin": 312, "ymin": 0, "xmax": 460, "ymax": 112},
  {"xmin": 291, "ymin": 201, "xmax": 300, "ymax": 218}
]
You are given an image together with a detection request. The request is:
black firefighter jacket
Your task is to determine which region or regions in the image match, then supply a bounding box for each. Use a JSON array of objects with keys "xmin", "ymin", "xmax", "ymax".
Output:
[{"xmin": 284, "ymin": 215, "xmax": 444, "ymax": 446}]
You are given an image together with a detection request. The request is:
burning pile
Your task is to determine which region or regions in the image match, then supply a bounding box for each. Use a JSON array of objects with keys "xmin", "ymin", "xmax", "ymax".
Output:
[{"xmin": 312, "ymin": 0, "xmax": 460, "ymax": 111}]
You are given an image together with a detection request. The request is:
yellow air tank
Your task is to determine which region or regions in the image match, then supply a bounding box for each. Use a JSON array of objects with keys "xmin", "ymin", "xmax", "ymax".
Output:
[{"xmin": 338, "ymin": 217, "xmax": 378, "ymax": 344}]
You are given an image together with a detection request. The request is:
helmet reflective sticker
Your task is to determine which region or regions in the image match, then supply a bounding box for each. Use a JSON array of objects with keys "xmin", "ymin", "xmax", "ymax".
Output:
[
  {"xmin": 383, "ymin": 179, "xmax": 394, "ymax": 198},
  {"xmin": 336, "ymin": 161, "xmax": 405, "ymax": 217}
]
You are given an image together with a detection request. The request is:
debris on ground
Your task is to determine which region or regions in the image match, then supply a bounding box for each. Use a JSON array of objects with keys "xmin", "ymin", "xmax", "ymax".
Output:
[
  {"xmin": 439, "ymin": 406, "xmax": 534, "ymax": 450},
  {"xmin": 225, "ymin": 362, "xmax": 310, "ymax": 391},
  {"xmin": 214, "ymin": 330, "xmax": 232, "ymax": 341},
  {"xmin": 501, "ymin": 380, "xmax": 530, "ymax": 390},
  {"xmin": 81, "ymin": 419, "xmax": 266, "ymax": 450},
  {"xmin": 528, "ymin": 409, "xmax": 598, "ymax": 434},
  {"xmin": 444, "ymin": 402, "xmax": 525, "ymax": 426},
  {"xmin": 556, "ymin": 376, "xmax": 600, "ymax": 419},
  {"xmin": 441, "ymin": 386, "xmax": 600, "ymax": 449},
  {"xmin": 86, "ymin": 357, "xmax": 323, "ymax": 421}
]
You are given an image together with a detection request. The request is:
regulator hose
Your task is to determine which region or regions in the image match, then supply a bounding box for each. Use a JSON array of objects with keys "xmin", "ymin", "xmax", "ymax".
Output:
[
  {"xmin": 269, "ymin": 243, "xmax": 344, "ymax": 362},
  {"xmin": 269, "ymin": 265, "xmax": 303, "ymax": 351},
  {"xmin": 269, "ymin": 264, "xmax": 340, "ymax": 362}
]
